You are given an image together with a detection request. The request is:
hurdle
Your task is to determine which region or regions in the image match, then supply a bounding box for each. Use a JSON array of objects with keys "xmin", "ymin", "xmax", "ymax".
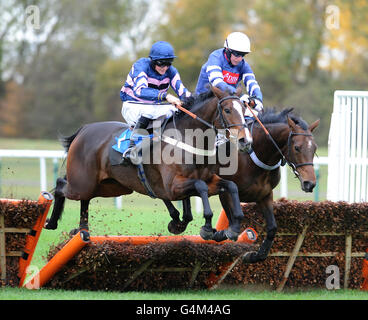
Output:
[
  {"xmin": 24, "ymin": 209, "xmax": 257, "ymax": 290},
  {"xmin": 0, "ymin": 191, "xmax": 53, "ymax": 287}
]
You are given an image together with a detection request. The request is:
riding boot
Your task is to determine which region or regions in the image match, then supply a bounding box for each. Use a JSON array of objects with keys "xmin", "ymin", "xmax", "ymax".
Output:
[{"xmin": 120, "ymin": 116, "xmax": 150, "ymax": 166}]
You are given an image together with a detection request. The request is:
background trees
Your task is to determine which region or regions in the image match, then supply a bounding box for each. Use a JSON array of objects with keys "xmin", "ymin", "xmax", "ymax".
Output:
[{"xmin": 0, "ymin": 0, "xmax": 367, "ymax": 147}]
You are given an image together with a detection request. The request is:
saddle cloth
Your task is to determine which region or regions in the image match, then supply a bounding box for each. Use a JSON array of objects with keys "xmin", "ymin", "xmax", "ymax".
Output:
[{"xmin": 111, "ymin": 128, "xmax": 153, "ymax": 154}]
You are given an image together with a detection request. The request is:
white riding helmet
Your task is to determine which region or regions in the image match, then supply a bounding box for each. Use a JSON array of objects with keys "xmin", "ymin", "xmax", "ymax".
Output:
[{"xmin": 224, "ymin": 32, "xmax": 251, "ymax": 53}]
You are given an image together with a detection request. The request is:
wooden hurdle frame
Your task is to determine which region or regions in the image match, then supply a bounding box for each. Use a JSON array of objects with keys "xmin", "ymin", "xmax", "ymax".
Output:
[
  {"xmin": 24, "ymin": 209, "xmax": 257, "ymax": 290},
  {"xmin": 0, "ymin": 192, "xmax": 53, "ymax": 286}
]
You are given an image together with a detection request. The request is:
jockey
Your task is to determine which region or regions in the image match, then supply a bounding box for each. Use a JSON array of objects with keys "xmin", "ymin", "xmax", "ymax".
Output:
[
  {"xmin": 195, "ymin": 32, "xmax": 264, "ymax": 149},
  {"xmin": 196, "ymin": 32, "xmax": 263, "ymax": 113},
  {"xmin": 120, "ymin": 41, "xmax": 191, "ymax": 165}
]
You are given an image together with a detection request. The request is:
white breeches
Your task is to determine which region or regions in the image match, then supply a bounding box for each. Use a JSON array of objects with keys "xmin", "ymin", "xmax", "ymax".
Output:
[{"xmin": 121, "ymin": 101, "xmax": 178, "ymax": 127}]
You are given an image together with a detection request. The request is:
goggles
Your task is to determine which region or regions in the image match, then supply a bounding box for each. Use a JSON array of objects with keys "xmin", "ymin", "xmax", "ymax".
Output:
[
  {"xmin": 229, "ymin": 50, "xmax": 247, "ymax": 58},
  {"xmin": 154, "ymin": 59, "xmax": 173, "ymax": 67}
]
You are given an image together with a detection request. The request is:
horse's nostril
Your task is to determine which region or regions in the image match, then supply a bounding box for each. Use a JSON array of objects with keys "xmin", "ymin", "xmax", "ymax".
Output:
[{"xmin": 303, "ymin": 181, "xmax": 315, "ymax": 192}]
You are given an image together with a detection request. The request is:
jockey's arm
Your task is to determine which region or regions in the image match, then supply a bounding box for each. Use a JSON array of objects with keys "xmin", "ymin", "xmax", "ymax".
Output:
[
  {"xmin": 241, "ymin": 65, "xmax": 263, "ymax": 113},
  {"xmin": 169, "ymin": 67, "xmax": 191, "ymax": 101},
  {"xmin": 206, "ymin": 65, "xmax": 237, "ymax": 94},
  {"xmin": 132, "ymin": 73, "xmax": 167, "ymax": 102}
]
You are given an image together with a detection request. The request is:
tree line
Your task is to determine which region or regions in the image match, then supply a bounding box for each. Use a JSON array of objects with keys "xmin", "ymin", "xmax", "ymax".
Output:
[{"xmin": 0, "ymin": 0, "xmax": 367, "ymax": 147}]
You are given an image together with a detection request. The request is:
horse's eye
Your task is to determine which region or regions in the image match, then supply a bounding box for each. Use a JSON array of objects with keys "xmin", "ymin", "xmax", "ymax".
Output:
[
  {"xmin": 224, "ymin": 108, "xmax": 231, "ymax": 114},
  {"xmin": 295, "ymin": 146, "xmax": 301, "ymax": 152}
]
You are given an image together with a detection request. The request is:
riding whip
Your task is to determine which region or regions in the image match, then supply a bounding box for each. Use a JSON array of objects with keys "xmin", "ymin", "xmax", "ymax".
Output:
[{"xmin": 170, "ymin": 102, "xmax": 214, "ymax": 129}]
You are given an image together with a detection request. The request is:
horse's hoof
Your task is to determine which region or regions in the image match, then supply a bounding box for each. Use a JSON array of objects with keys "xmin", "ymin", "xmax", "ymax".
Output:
[
  {"xmin": 44, "ymin": 219, "xmax": 57, "ymax": 230},
  {"xmin": 200, "ymin": 227, "xmax": 214, "ymax": 240},
  {"xmin": 224, "ymin": 228, "xmax": 239, "ymax": 242},
  {"xmin": 80, "ymin": 230, "xmax": 90, "ymax": 242},
  {"xmin": 242, "ymin": 251, "xmax": 258, "ymax": 264},
  {"xmin": 212, "ymin": 230, "xmax": 227, "ymax": 242},
  {"xmin": 69, "ymin": 228, "xmax": 80, "ymax": 237},
  {"xmin": 168, "ymin": 220, "xmax": 186, "ymax": 235}
]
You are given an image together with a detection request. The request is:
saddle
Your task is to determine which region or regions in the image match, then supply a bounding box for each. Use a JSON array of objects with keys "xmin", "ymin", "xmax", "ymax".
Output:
[
  {"xmin": 111, "ymin": 115, "xmax": 167, "ymax": 156},
  {"xmin": 109, "ymin": 116, "xmax": 169, "ymax": 199}
]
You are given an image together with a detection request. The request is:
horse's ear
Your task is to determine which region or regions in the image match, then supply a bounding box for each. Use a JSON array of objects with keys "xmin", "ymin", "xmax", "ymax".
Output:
[
  {"xmin": 211, "ymin": 85, "xmax": 226, "ymax": 99},
  {"xmin": 287, "ymin": 116, "xmax": 298, "ymax": 131},
  {"xmin": 309, "ymin": 119, "xmax": 320, "ymax": 132},
  {"xmin": 235, "ymin": 85, "xmax": 242, "ymax": 97}
]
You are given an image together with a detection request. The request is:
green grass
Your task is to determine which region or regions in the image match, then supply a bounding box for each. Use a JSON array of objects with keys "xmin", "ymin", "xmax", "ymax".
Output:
[{"xmin": 1, "ymin": 286, "xmax": 367, "ymax": 300}]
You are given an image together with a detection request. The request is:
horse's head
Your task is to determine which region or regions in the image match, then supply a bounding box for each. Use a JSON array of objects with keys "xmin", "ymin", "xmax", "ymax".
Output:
[
  {"xmin": 211, "ymin": 86, "xmax": 248, "ymax": 153},
  {"xmin": 286, "ymin": 116, "xmax": 320, "ymax": 192}
]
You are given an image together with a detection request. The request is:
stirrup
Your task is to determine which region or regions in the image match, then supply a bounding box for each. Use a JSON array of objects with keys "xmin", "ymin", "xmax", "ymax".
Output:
[
  {"xmin": 120, "ymin": 148, "xmax": 133, "ymax": 166},
  {"xmin": 122, "ymin": 147, "xmax": 132, "ymax": 158}
]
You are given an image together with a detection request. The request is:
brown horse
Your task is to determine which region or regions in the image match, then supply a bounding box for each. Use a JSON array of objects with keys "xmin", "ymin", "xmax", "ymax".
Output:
[
  {"xmin": 164, "ymin": 107, "xmax": 319, "ymax": 261},
  {"xmin": 45, "ymin": 86, "xmax": 250, "ymax": 241}
]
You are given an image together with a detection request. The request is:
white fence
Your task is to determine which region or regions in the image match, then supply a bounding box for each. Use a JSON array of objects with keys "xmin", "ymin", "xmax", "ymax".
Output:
[
  {"xmin": 0, "ymin": 149, "xmax": 65, "ymax": 191},
  {"xmin": 327, "ymin": 90, "xmax": 368, "ymax": 202},
  {"xmin": 0, "ymin": 149, "xmax": 328, "ymax": 212}
]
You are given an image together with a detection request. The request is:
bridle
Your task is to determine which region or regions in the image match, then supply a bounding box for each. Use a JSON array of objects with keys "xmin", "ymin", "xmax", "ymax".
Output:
[
  {"xmin": 287, "ymin": 132, "xmax": 314, "ymax": 170},
  {"xmin": 216, "ymin": 95, "xmax": 246, "ymax": 129},
  {"xmin": 248, "ymin": 116, "xmax": 314, "ymax": 178},
  {"xmin": 215, "ymin": 95, "xmax": 246, "ymax": 141},
  {"xmin": 267, "ymin": 127, "xmax": 314, "ymax": 178}
]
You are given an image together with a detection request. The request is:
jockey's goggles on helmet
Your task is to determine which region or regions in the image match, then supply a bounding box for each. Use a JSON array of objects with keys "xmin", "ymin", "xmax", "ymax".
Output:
[
  {"xmin": 229, "ymin": 50, "xmax": 247, "ymax": 58},
  {"xmin": 153, "ymin": 59, "xmax": 173, "ymax": 67}
]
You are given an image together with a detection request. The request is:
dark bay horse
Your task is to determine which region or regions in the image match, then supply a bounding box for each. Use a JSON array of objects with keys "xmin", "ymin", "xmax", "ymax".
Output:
[
  {"xmin": 222, "ymin": 108, "xmax": 319, "ymax": 262},
  {"xmin": 45, "ymin": 86, "xmax": 249, "ymax": 241},
  {"xmin": 165, "ymin": 107, "xmax": 319, "ymax": 260}
]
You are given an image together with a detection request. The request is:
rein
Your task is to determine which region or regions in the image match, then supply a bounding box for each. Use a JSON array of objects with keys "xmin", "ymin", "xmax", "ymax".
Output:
[
  {"xmin": 244, "ymin": 103, "xmax": 313, "ymax": 177},
  {"xmin": 161, "ymin": 95, "xmax": 245, "ymax": 156}
]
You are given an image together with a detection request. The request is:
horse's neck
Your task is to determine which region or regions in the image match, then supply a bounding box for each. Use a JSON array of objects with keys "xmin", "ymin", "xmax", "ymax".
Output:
[{"xmin": 253, "ymin": 123, "xmax": 290, "ymax": 163}]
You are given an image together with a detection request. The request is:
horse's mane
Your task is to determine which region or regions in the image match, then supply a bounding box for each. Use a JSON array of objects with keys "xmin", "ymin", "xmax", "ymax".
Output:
[
  {"xmin": 174, "ymin": 91, "xmax": 215, "ymax": 120},
  {"xmin": 258, "ymin": 107, "xmax": 308, "ymax": 130}
]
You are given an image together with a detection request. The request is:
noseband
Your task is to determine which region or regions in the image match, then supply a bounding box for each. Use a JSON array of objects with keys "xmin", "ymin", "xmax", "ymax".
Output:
[{"xmin": 216, "ymin": 95, "xmax": 246, "ymax": 131}]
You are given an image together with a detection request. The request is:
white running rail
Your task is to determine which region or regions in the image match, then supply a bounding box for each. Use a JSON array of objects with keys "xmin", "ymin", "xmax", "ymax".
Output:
[{"xmin": 327, "ymin": 90, "xmax": 368, "ymax": 202}]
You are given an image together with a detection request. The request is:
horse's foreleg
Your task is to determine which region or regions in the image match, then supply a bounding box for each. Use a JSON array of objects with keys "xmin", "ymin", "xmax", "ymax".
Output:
[
  {"xmin": 44, "ymin": 177, "xmax": 67, "ymax": 230},
  {"xmin": 243, "ymin": 192, "xmax": 277, "ymax": 263},
  {"xmin": 165, "ymin": 198, "xmax": 193, "ymax": 234},
  {"xmin": 165, "ymin": 200, "xmax": 184, "ymax": 234},
  {"xmin": 170, "ymin": 177, "xmax": 214, "ymax": 240}
]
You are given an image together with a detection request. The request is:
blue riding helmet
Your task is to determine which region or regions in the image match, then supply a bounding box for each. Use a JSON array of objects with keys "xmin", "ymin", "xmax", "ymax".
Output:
[{"xmin": 149, "ymin": 41, "xmax": 177, "ymax": 60}]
